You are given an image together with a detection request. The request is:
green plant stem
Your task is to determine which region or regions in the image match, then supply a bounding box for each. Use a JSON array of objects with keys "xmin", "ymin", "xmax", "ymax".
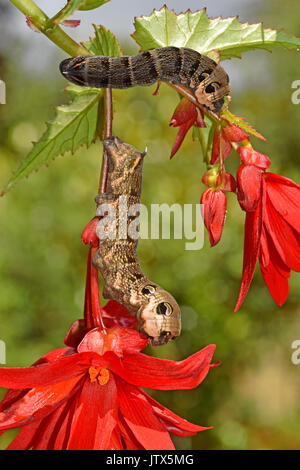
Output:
[{"xmin": 9, "ymin": 0, "xmax": 89, "ymax": 56}]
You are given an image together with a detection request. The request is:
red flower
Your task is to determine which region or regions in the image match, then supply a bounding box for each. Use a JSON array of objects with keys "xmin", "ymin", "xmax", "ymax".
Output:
[
  {"xmin": 169, "ymin": 98, "xmax": 205, "ymax": 158},
  {"xmin": 0, "ymin": 218, "xmax": 219, "ymax": 449},
  {"xmin": 201, "ymin": 171, "xmax": 236, "ymax": 247},
  {"xmin": 235, "ymin": 171, "xmax": 300, "ymax": 311},
  {"xmin": 0, "ymin": 325, "xmax": 217, "ymax": 449},
  {"xmin": 201, "ymin": 188, "xmax": 227, "ymax": 247}
]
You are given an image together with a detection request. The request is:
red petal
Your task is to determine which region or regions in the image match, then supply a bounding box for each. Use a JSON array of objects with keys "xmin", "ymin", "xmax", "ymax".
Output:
[
  {"xmin": 239, "ymin": 146, "xmax": 270, "ymax": 170},
  {"xmin": 106, "ymin": 344, "xmax": 216, "ymax": 390},
  {"xmin": 64, "ymin": 319, "xmax": 87, "ymax": 348},
  {"xmin": 0, "ymin": 375, "xmax": 83, "ymax": 430},
  {"xmin": 265, "ymin": 173, "xmax": 300, "ymax": 234},
  {"xmin": 0, "ymin": 351, "xmax": 98, "ymax": 389},
  {"xmin": 67, "ymin": 375, "xmax": 118, "ymax": 450},
  {"xmin": 116, "ymin": 377, "xmax": 175, "ymax": 450},
  {"xmin": 170, "ymin": 117, "xmax": 195, "ymax": 158},
  {"xmin": 118, "ymin": 414, "xmax": 144, "ymax": 449},
  {"xmin": 78, "ymin": 326, "xmax": 148, "ymax": 358},
  {"xmin": 28, "ymin": 396, "xmax": 75, "ymax": 450},
  {"xmin": 7, "ymin": 419, "xmax": 42, "ymax": 450},
  {"xmin": 237, "ymin": 164, "xmax": 262, "ymax": 212},
  {"xmin": 260, "ymin": 262, "xmax": 289, "ymax": 306},
  {"xmin": 259, "ymin": 228, "xmax": 290, "ymax": 306},
  {"xmin": 201, "ymin": 189, "xmax": 227, "ymax": 246},
  {"xmin": 140, "ymin": 389, "xmax": 211, "ymax": 437},
  {"xmin": 234, "ymin": 178, "xmax": 265, "ymax": 312},
  {"xmin": 264, "ymin": 195, "xmax": 300, "ymax": 272},
  {"xmin": 102, "ymin": 300, "xmax": 137, "ymax": 329},
  {"xmin": 169, "ymin": 98, "xmax": 197, "ymax": 127}
]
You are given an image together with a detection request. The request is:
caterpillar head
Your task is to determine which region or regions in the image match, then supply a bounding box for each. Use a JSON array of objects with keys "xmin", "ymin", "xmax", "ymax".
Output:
[
  {"xmin": 137, "ymin": 283, "xmax": 181, "ymax": 346},
  {"xmin": 194, "ymin": 63, "xmax": 230, "ymax": 113}
]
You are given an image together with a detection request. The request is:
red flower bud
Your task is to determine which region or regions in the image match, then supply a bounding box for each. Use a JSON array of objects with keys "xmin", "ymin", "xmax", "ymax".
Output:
[
  {"xmin": 237, "ymin": 164, "xmax": 262, "ymax": 212},
  {"xmin": 239, "ymin": 146, "xmax": 271, "ymax": 170},
  {"xmin": 201, "ymin": 188, "xmax": 227, "ymax": 246}
]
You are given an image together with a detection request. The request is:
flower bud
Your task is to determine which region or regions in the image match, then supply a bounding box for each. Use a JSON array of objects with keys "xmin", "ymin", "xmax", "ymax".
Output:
[{"xmin": 201, "ymin": 188, "xmax": 227, "ymax": 246}]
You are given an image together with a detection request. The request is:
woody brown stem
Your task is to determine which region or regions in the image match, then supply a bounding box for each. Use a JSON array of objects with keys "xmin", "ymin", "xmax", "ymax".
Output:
[{"xmin": 99, "ymin": 89, "xmax": 113, "ymax": 194}]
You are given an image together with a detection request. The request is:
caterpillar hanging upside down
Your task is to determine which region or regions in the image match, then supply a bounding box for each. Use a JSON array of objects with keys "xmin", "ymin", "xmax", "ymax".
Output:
[
  {"xmin": 93, "ymin": 136, "xmax": 181, "ymax": 346},
  {"xmin": 59, "ymin": 46, "xmax": 230, "ymax": 113}
]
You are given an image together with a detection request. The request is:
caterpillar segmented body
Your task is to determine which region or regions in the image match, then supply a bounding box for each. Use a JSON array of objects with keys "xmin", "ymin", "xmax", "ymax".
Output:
[
  {"xmin": 93, "ymin": 136, "xmax": 181, "ymax": 345},
  {"xmin": 60, "ymin": 46, "xmax": 230, "ymax": 112}
]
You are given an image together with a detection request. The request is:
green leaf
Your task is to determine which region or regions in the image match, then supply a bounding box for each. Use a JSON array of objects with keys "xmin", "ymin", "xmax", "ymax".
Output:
[
  {"xmin": 2, "ymin": 25, "xmax": 121, "ymax": 194},
  {"xmin": 52, "ymin": 0, "xmax": 110, "ymax": 25},
  {"xmin": 2, "ymin": 86, "xmax": 104, "ymax": 195},
  {"xmin": 82, "ymin": 24, "xmax": 122, "ymax": 56},
  {"xmin": 132, "ymin": 6, "xmax": 300, "ymax": 60},
  {"xmin": 221, "ymin": 109, "xmax": 267, "ymax": 142}
]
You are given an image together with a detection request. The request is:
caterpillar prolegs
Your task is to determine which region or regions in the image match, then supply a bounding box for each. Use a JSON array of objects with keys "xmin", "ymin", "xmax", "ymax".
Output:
[
  {"xmin": 60, "ymin": 46, "xmax": 230, "ymax": 113},
  {"xmin": 93, "ymin": 136, "xmax": 181, "ymax": 345}
]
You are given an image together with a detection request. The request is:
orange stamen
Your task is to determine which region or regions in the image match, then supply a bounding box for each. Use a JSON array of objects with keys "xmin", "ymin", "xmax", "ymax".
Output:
[{"xmin": 88, "ymin": 365, "xmax": 110, "ymax": 385}]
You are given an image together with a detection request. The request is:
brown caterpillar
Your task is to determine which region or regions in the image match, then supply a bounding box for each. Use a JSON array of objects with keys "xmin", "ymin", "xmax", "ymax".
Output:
[
  {"xmin": 93, "ymin": 136, "xmax": 181, "ymax": 345},
  {"xmin": 60, "ymin": 46, "xmax": 230, "ymax": 112}
]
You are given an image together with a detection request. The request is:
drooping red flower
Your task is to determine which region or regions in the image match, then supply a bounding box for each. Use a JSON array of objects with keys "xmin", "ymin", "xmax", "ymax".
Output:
[
  {"xmin": 235, "ymin": 170, "xmax": 300, "ymax": 311},
  {"xmin": 201, "ymin": 188, "xmax": 227, "ymax": 247},
  {"xmin": 0, "ymin": 218, "xmax": 219, "ymax": 449},
  {"xmin": 201, "ymin": 170, "xmax": 236, "ymax": 247},
  {"xmin": 169, "ymin": 97, "xmax": 205, "ymax": 158},
  {"xmin": 0, "ymin": 325, "xmax": 217, "ymax": 450}
]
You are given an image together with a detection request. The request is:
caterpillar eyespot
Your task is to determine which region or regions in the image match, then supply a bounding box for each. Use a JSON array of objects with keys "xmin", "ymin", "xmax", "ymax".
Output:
[
  {"xmin": 59, "ymin": 46, "xmax": 230, "ymax": 113},
  {"xmin": 156, "ymin": 302, "xmax": 173, "ymax": 316},
  {"xmin": 142, "ymin": 285, "xmax": 156, "ymax": 296},
  {"xmin": 93, "ymin": 136, "xmax": 181, "ymax": 346}
]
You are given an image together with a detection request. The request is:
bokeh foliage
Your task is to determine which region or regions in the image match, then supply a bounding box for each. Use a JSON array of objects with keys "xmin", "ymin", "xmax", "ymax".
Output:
[{"xmin": 0, "ymin": 0, "xmax": 300, "ymax": 449}]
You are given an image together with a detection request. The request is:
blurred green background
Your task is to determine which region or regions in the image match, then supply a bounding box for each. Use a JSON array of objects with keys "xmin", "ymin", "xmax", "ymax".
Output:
[{"xmin": 0, "ymin": 0, "xmax": 300, "ymax": 450}]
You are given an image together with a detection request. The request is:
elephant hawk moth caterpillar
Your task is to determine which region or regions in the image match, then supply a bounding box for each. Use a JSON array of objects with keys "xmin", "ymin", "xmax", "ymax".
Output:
[
  {"xmin": 60, "ymin": 46, "xmax": 230, "ymax": 113},
  {"xmin": 93, "ymin": 136, "xmax": 181, "ymax": 346}
]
